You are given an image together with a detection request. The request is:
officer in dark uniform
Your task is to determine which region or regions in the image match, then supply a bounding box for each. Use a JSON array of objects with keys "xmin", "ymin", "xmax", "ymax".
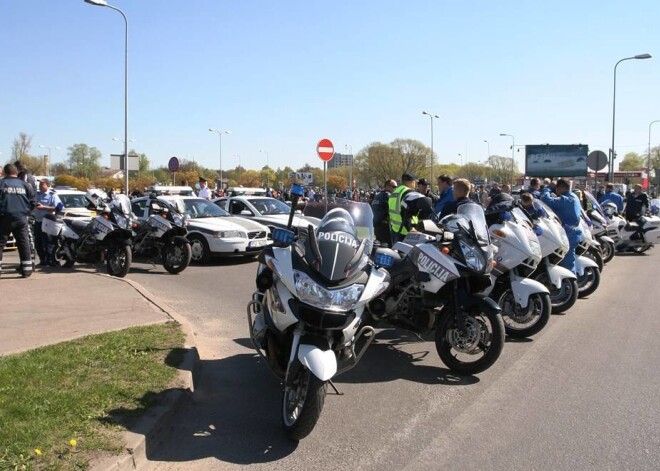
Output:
[
  {"xmin": 372, "ymin": 179, "xmax": 396, "ymax": 246},
  {"xmin": 0, "ymin": 163, "xmax": 36, "ymax": 277}
]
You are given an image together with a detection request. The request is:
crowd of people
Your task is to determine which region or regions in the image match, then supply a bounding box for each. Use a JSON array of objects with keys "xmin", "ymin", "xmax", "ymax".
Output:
[{"xmin": 371, "ymin": 173, "xmax": 653, "ymax": 276}]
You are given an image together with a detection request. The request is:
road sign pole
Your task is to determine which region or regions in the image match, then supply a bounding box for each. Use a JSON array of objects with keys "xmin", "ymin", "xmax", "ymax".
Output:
[{"xmin": 324, "ymin": 161, "xmax": 327, "ymax": 213}]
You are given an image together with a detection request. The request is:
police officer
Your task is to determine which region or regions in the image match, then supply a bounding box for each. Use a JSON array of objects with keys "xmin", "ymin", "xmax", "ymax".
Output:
[
  {"xmin": 34, "ymin": 178, "xmax": 64, "ymax": 267},
  {"xmin": 0, "ymin": 163, "xmax": 36, "ymax": 277},
  {"xmin": 540, "ymin": 179, "xmax": 582, "ymax": 274},
  {"xmin": 598, "ymin": 183, "xmax": 624, "ymax": 212},
  {"xmin": 389, "ymin": 173, "xmax": 433, "ymax": 243},
  {"xmin": 417, "ymin": 178, "xmax": 438, "ymax": 205},
  {"xmin": 372, "ymin": 179, "xmax": 396, "ymax": 246}
]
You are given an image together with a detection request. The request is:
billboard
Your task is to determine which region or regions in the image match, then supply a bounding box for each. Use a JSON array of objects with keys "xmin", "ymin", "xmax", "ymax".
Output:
[
  {"xmin": 525, "ymin": 144, "xmax": 588, "ymax": 178},
  {"xmin": 288, "ymin": 172, "xmax": 314, "ymax": 185}
]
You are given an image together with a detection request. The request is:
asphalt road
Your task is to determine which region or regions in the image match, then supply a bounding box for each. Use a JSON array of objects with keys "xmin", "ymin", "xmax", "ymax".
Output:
[{"xmin": 114, "ymin": 249, "xmax": 660, "ymax": 471}]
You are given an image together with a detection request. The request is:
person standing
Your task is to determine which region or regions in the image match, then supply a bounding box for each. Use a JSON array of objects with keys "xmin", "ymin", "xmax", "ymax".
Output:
[
  {"xmin": 197, "ymin": 177, "xmax": 212, "ymax": 200},
  {"xmin": 598, "ymin": 183, "xmax": 624, "ymax": 212},
  {"xmin": 0, "ymin": 163, "xmax": 36, "ymax": 277},
  {"xmin": 389, "ymin": 173, "xmax": 433, "ymax": 243},
  {"xmin": 33, "ymin": 179, "xmax": 64, "ymax": 267},
  {"xmin": 433, "ymin": 175, "xmax": 454, "ymax": 215},
  {"xmin": 440, "ymin": 179, "xmax": 478, "ymax": 218},
  {"xmin": 540, "ymin": 179, "xmax": 583, "ymax": 274},
  {"xmin": 372, "ymin": 179, "xmax": 396, "ymax": 246},
  {"xmin": 417, "ymin": 178, "xmax": 438, "ymax": 206},
  {"xmin": 624, "ymin": 184, "xmax": 649, "ymax": 221}
]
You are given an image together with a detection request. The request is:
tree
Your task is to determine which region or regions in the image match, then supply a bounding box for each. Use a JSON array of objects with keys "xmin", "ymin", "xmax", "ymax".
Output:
[
  {"xmin": 68, "ymin": 143, "xmax": 102, "ymax": 179},
  {"xmin": 11, "ymin": 132, "xmax": 32, "ymax": 162},
  {"xmin": 487, "ymin": 155, "xmax": 519, "ymax": 183},
  {"xmin": 619, "ymin": 152, "xmax": 645, "ymax": 171},
  {"xmin": 356, "ymin": 138, "xmax": 431, "ymax": 188},
  {"xmin": 137, "ymin": 152, "xmax": 150, "ymax": 173}
]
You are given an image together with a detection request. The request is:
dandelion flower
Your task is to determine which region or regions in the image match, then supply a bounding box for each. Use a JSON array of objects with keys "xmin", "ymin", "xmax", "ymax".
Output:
[
  {"xmin": 69, "ymin": 439, "xmax": 77, "ymax": 447},
  {"xmin": 35, "ymin": 449, "xmax": 42, "ymax": 456}
]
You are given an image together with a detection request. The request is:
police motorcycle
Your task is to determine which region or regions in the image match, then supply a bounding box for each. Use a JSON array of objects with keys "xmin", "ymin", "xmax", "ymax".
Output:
[
  {"xmin": 520, "ymin": 200, "xmax": 578, "ymax": 314},
  {"xmin": 368, "ymin": 203, "xmax": 505, "ymax": 374},
  {"xmin": 481, "ymin": 205, "xmax": 551, "ymax": 338},
  {"xmin": 247, "ymin": 185, "xmax": 390, "ymax": 440},
  {"xmin": 576, "ymin": 212, "xmax": 605, "ymax": 272},
  {"xmin": 42, "ymin": 194, "xmax": 134, "ymax": 277},
  {"xmin": 582, "ymin": 191, "xmax": 616, "ymax": 263},
  {"xmin": 602, "ymin": 199, "xmax": 660, "ymax": 254},
  {"xmin": 130, "ymin": 195, "xmax": 192, "ymax": 274}
]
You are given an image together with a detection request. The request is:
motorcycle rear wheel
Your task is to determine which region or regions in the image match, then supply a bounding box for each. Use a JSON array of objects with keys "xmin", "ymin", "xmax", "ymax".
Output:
[
  {"xmin": 162, "ymin": 240, "xmax": 192, "ymax": 274},
  {"xmin": 282, "ymin": 368, "xmax": 327, "ymax": 441},
  {"xmin": 435, "ymin": 306, "xmax": 505, "ymax": 375},
  {"xmin": 497, "ymin": 289, "xmax": 551, "ymax": 338},
  {"xmin": 106, "ymin": 245, "xmax": 132, "ymax": 278},
  {"xmin": 577, "ymin": 267, "xmax": 600, "ymax": 298},
  {"xmin": 585, "ymin": 247, "xmax": 604, "ymax": 271}
]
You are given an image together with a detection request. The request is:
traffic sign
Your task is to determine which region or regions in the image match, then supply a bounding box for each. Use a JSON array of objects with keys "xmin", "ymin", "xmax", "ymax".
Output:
[
  {"xmin": 316, "ymin": 138, "xmax": 335, "ymax": 162},
  {"xmin": 168, "ymin": 156, "xmax": 180, "ymax": 173},
  {"xmin": 587, "ymin": 150, "xmax": 608, "ymax": 171}
]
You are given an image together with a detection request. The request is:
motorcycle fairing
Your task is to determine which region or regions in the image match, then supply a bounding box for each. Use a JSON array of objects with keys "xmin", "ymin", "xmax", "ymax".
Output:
[
  {"xmin": 575, "ymin": 255, "xmax": 598, "ymax": 276},
  {"xmin": 508, "ymin": 273, "xmax": 549, "ymax": 308},
  {"xmin": 546, "ymin": 264, "xmax": 576, "ymax": 289}
]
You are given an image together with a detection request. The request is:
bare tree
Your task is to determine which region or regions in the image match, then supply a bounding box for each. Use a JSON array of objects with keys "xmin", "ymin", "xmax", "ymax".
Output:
[{"xmin": 11, "ymin": 132, "xmax": 33, "ymax": 162}]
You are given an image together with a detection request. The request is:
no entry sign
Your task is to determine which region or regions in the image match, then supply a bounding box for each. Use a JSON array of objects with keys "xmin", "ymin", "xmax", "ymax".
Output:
[{"xmin": 316, "ymin": 138, "xmax": 335, "ymax": 162}]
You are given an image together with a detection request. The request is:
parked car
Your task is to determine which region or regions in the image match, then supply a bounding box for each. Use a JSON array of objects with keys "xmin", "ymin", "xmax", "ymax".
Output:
[
  {"xmin": 213, "ymin": 196, "xmax": 319, "ymax": 234},
  {"xmin": 131, "ymin": 196, "xmax": 271, "ymax": 263},
  {"xmin": 55, "ymin": 189, "xmax": 97, "ymax": 218}
]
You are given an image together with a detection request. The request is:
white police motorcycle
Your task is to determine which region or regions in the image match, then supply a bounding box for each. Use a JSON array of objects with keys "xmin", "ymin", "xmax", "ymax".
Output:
[
  {"xmin": 247, "ymin": 186, "xmax": 390, "ymax": 440},
  {"xmin": 602, "ymin": 199, "xmax": 660, "ymax": 254}
]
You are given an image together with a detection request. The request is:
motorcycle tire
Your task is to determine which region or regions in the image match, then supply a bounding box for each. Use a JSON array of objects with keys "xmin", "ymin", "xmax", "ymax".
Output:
[
  {"xmin": 585, "ymin": 247, "xmax": 604, "ymax": 272},
  {"xmin": 106, "ymin": 245, "xmax": 132, "ymax": 278},
  {"xmin": 577, "ymin": 266, "xmax": 600, "ymax": 298},
  {"xmin": 598, "ymin": 240, "xmax": 615, "ymax": 263},
  {"xmin": 497, "ymin": 289, "xmax": 551, "ymax": 339},
  {"xmin": 534, "ymin": 272, "xmax": 578, "ymax": 314},
  {"xmin": 631, "ymin": 244, "xmax": 651, "ymax": 254},
  {"xmin": 282, "ymin": 368, "xmax": 327, "ymax": 441},
  {"xmin": 435, "ymin": 305, "xmax": 505, "ymax": 376},
  {"xmin": 162, "ymin": 240, "xmax": 192, "ymax": 274}
]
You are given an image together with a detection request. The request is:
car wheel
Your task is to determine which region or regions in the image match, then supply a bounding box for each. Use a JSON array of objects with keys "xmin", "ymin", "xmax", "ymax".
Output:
[{"xmin": 188, "ymin": 234, "xmax": 211, "ymax": 264}]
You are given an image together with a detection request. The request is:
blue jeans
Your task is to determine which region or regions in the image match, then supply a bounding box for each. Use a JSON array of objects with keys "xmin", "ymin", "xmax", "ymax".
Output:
[{"xmin": 560, "ymin": 227, "xmax": 583, "ymax": 275}]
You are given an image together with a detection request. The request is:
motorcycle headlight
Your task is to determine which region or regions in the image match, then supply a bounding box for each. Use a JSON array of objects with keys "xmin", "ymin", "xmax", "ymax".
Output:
[
  {"xmin": 459, "ymin": 240, "xmax": 485, "ymax": 272},
  {"xmin": 114, "ymin": 214, "xmax": 129, "ymax": 229},
  {"xmin": 293, "ymin": 270, "xmax": 364, "ymax": 312},
  {"xmin": 172, "ymin": 213, "xmax": 185, "ymax": 226},
  {"xmin": 213, "ymin": 230, "xmax": 246, "ymax": 238}
]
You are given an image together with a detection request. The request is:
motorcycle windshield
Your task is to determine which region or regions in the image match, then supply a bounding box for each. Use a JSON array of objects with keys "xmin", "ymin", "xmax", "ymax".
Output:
[
  {"xmin": 113, "ymin": 194, "xmax": 133, "ymax": 217},
  {"xmin": 300, "ymin": 204, "xmax": 374, "ymax": 282},
  {"xmin": 533, "ymin": 199, "xmax": 560, "ymax": 222},
  {"xmin": 302, "ymin": 198, "xmax": 375, "ymax": 242},
  {"xmin": 457, "ymin": 203, "xmax": 490, "ymax": 245},
  {"xmin": 583, "ymin": 191, "xmax": 604, "ymax": 214}
]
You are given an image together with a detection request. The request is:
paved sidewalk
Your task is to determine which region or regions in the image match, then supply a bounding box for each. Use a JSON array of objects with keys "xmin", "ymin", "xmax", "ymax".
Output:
[{"xmin": 0, "ymin": 257, "xmax": 172, "ymax": 356}]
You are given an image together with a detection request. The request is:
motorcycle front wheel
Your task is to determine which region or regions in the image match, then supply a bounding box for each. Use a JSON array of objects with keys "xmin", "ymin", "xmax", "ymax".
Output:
[
  {"xmin": 599, "ymin": 239, "xmax": 615, "ymax": 263},
  {"xmin": 282, "ymin": 368, "xmax": 327, "ymax": 441},
  {"xmin": 584, "ymin": 247, "xmax": 604, "ymax": 272},
  {"xmin": 534, "ymin": 273, "xmax": 578, "ymax": 314},
  {"xmin": 106, "ymin": 245, "xmax": 132, "ymax": 278},
  {"xmin": 497, "ymin": 289, "xmax": 551, "ymax": 338},
  {"xmin": 162, "ymin": 240, "xmax": 192, "ymax": 274},
  {"xmin": 435, "ymin": 305, "xmax": 505, "ymax": 375},
  {"xmin": 577, "ymin": 267, "xmax": 600, "ymax": 298}
]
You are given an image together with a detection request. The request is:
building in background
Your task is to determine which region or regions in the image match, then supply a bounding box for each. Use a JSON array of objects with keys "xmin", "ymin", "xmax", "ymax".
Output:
[{"xmin": 328, "ymin": 152, "xmax": 353, "ymax": 169}]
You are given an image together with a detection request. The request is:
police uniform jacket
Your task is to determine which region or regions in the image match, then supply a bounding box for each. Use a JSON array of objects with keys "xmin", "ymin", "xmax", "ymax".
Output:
[{"xmin": 0, "ymin": 176, "xmax": 36, "ymax": 220}]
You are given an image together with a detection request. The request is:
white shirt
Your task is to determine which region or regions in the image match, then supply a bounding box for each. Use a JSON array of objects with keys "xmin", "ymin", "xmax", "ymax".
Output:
[{"xmin": 198, "ymin": 186, "xmax": 211, "ymax": 200}]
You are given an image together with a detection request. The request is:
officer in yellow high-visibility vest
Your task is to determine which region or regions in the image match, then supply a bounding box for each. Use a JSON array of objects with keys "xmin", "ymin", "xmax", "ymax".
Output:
[{"xmin": 388, "ymin": 173, "xmax": 434, "ymax": 244}]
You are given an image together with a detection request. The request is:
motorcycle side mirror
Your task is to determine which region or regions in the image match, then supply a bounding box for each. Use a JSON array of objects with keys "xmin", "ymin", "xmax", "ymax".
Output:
[
  {"xmin": 533, "ymin": 225, "xmax": 543, "ymax": 236},
  {"xmin": 502, "ymin": 211, "xmax": 513, "ymax": 222},
  {"xmin": 421, "ymin": 219, "xmax": 443, "ymax": 234}
]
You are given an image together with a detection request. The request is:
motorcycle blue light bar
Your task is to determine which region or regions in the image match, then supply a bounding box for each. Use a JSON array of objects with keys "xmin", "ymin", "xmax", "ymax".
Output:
[
  {"xmin": 534, "ymin": 225, "xmax": 543, "ymax": 236},
  {"xmin": 374, "ymin": 253, "xmax": 394, "ymax": 268},
  {"xmin": 290, "ymin": 183, "xmax": 305, "ymax": 197},
  {"xmin": 273, "ymin": 227, "xmax": 295, "ymax": 245}
]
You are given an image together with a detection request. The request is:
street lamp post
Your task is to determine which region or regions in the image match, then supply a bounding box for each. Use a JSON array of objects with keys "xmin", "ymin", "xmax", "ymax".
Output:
[
  {"xmin": 38, "ymin": 145, "xmax": 60, "ymax": 177},
  {"xmin": 483, "ymin": 139, "xmax": 491, "ymax": 181},
  {"xmin": 648, "ymin": 120, "xmax": 660, "ymax": 190},
  {"xmin": 235, "ymin": 154, "xmax": 241, "ymax": 183},
  {"xmin": 458, "ymin": 153, "xmax": 463, "ymax": 167},
  {"xmin": 499, "ymin": 133, "xmax": 515, "ymax": 184},
  {"xmin": 259, "ymin": 150, "xmax": 270, "ymax": 189},
  {"xmin": 610, "ymin": 53, "xmax": 652, "ymax": 181},
  {"xmin": 84, "ymin": 0, "xmax": 129, "ymax": 194},
  {"xmin": 345, "ymin": 144, "xmax": 353, "ymax": 193},
  {"xmin": 209, "ymin": 129, "xmax": 230, "ymax": 189},
  {"xmin": 422, "ymin": 111, "xmax": 439, "ymax": 183}
]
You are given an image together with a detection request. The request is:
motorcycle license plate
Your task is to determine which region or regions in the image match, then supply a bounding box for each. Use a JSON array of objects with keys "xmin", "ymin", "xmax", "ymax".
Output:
[{"xmin": 249, "ymin": 240, "xmax": 269, "ymax": 248}]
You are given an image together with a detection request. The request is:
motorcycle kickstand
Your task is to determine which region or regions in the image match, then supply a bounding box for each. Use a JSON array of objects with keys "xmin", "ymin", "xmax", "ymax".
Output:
[{"xmin": 328, "ymin": 380, "xmax": 344, "ymax": 396}]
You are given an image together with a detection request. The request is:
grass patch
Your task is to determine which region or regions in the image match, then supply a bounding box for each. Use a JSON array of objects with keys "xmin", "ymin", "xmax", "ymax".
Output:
[{"xmin": 0, "ymin": 322, "xmax": 185, "ymax": 470}]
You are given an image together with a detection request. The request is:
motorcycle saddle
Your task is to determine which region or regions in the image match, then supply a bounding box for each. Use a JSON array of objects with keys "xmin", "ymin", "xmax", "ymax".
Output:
[
  {"xmin": 66, "ymin": 219, "xmax": 91, "ymax": 234},
  {"xmin": 624, "ymin": 222, "xmax": 640, "ymax": 232}
]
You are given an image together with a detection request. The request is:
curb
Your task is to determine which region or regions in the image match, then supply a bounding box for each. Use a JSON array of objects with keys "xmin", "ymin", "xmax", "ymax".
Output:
[{"xmin": 90, "ymin": 274, "xmax": 201, "ymax": 471}]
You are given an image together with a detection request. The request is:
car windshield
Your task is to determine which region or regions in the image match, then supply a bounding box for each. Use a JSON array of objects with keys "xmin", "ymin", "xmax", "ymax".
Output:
[
  {"xmin": 59, "ymin": 194, "xmax": 91, "ymax": 209},
  {"xmin": 249, "ymin": 198, "xmax": 291, "ymax": 215},
  {"xmin": 178, "ymin": 198, "xmax": 229, "ymax": 218}
]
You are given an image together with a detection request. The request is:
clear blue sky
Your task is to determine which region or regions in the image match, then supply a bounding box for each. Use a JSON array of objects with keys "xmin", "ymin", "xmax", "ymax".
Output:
[{"xmin": 2, "ymin": 0, "xmax": 659, "ymax": 173}]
